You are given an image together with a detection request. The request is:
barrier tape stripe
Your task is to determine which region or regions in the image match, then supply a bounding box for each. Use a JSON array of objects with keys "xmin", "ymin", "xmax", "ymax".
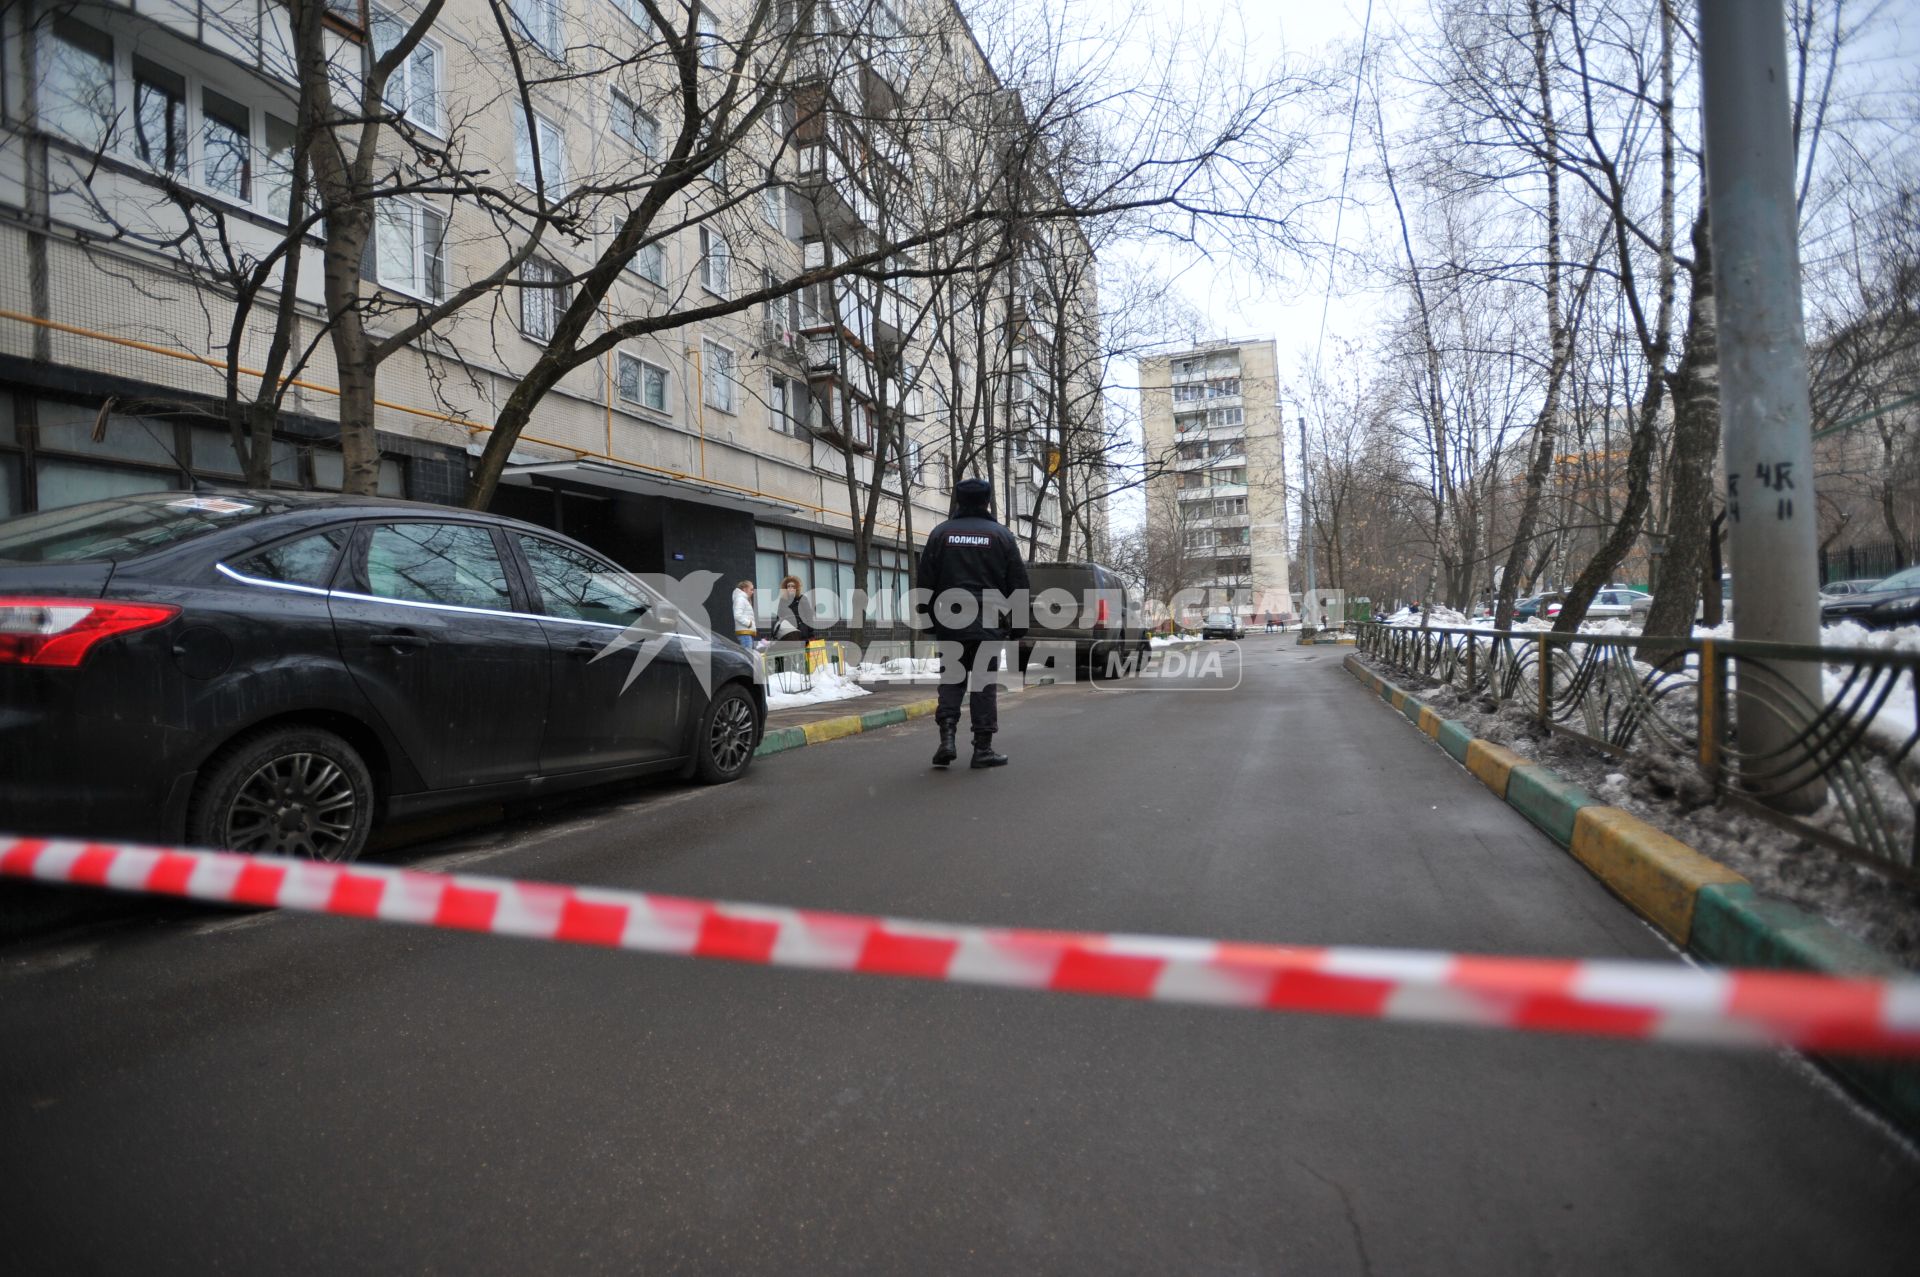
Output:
[{"xmin": 5, "ymin": 834, "xmax": 1919, "ymax": 1057}]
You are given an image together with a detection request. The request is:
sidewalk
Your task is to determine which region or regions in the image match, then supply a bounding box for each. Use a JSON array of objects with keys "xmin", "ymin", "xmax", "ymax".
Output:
[
  {"xmin": 764, "ymin": 678, "xmax": 947, "ymax": 729},
  {"xmin": 759, "ymin": 668, "xmax": 1038, "ymax": 757}
]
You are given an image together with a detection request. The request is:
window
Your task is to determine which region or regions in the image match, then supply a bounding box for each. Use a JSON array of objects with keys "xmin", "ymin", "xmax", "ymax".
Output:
[
  {"xmin": 239, "ymin": 529, "xmax": 352, "ymax": 588},
  {"xmin": 702, "ymin": 339, "xmax": 737, "ymax": 413},
  {"xmin": 132, "ymin": 58, "xmax": 187, "ymax": 175},
  {"xmin": 769, "ymin": 375, "xmax": 807, "ymax": 435},
  {"xmin": 520, "ymin": 260, "xmax": 568, "ymax": 343},
  {"xmin": 617, "ymin": 352, "xmax": 669, "ymax": 413},
  {"xmin": 514, "ymin": 110, "xmax": 566, "ymax": 195},
  {"xmin": 626, "ymin": 239, "xmax": 666, "ymax": 285},
  {"xmin": 613, "ymin": 0, "xmax": 653, "ymax": 32},
  {"xmin": 45, "ymin": 27, "xmax": 302, "ymax": 219},
  {"xmin": 697, "ymin": 7, "xmax": 722, "ymax": 69},
  {"xmin": 761, "ymin": 182, "xmax": 786, "ymax": 230},
  {"xmin": 611, "ymin": 90, "xmax": 658, "ymax": 158},
  {"xmin": 373, "ymin": 202, "xmax": 448, "ymax": 300},
  {"xmin": 314, "ymin": 452, "xmax": 407, "ymax": 497},
  {"xmin": 365, "ymin": 523, "xmax": 512, "ymax": 610},
  {"xmin": 901, "ymin": 362, "xmax": 924, "ymax": 417},
  {"xmin": 200, "ymin": 88, "xmax": 252, "ymax": 200},
  {"xmin": 509, "ymin": 0, "xmax": 564, "ymax": 56},
  {"xmin": 371, "ymin": 8, "xmax": 443, "ymax": 132},
  {"xmin": 698, "ymin": 227, "xmax": 730, "ymax": 296},
  {"xmin": 516, "ymin": 534, "xmax": 654, "ymax": 625},
  {"xmin": 43, "ymin": 20, "xmax": 115, "ymax": 150},
  {"xmin": 763, "ymin": 268, "xmax": 796, "ymax": 335},
  {"xmin": 263, "ymin": 116, "xmax": 299, "ymax": 223}
]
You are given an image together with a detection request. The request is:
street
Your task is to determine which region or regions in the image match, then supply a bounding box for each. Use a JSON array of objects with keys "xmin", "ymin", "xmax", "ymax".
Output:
[{"xmin": 2, "ymin": 635, "xmax": 1916, "ymax": 1273}]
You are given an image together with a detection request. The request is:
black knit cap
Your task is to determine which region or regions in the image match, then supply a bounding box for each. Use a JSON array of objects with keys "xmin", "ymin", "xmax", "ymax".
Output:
[{"xmin": 952, "ymin": 477, "xmax": 993, "ymax": 512}]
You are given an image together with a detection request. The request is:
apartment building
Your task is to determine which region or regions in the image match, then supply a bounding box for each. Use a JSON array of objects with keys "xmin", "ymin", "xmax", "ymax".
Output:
[
  {"xmin": 0, "ymin": 0, "xmax": 1092, "ymax": 631},
  {"xmin": 1139, "ymin": 338, "xmax": 1291, "ymax": 619}
]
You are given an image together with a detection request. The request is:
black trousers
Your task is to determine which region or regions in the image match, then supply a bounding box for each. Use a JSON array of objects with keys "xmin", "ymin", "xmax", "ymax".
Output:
[{"xmin": 934, "ymin": 640, "xmax": 1006, "ymax": 734}]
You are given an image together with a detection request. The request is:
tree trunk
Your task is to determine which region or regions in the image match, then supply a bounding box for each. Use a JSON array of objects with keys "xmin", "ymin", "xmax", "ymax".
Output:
[
  {"xmin": 1701, "ymin": 510, "xmax": 1726, "ymax": 626},
  {"xmin": 1642, "ymin": 203, "xmax": 1719, "ymax": 651},
  {"xmin": 322, "ymin": 219, "xmax": 381, "ymax": 495},
  {"xmin": 1495, "ymin": 0, "xmax": 1570, "ymax": 630}
]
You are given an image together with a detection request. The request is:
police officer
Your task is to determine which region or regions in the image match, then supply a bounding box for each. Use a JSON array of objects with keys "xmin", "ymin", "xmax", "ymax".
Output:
[{"xmin": 918, "ymin": 477, "xmax": 1029, "ymax": 769}]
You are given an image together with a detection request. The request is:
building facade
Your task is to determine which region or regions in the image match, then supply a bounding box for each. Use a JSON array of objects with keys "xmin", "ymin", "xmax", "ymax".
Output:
[
  {"xmin": 0, "ymin": 0, "xmax": 1094, "ymax": 633},
  {"xmin": 1139, "ymin": 338, "xmax": 1291, "ymax": 620}
]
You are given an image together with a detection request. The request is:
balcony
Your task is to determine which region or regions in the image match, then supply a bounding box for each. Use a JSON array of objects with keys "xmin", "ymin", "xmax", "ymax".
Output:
[{"xmin": 1176, "ymin": 482, "xmax": 1248, "ymax": 503}]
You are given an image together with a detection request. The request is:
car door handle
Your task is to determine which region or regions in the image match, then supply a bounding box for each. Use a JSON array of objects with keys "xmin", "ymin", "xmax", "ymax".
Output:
[
  {"xmin": 573, "ymin": 638, "xmax": 605, "ymax": 658},
  {"xmin": 371, "ymin": 631, "xmax": 428, "ymax": 651}
]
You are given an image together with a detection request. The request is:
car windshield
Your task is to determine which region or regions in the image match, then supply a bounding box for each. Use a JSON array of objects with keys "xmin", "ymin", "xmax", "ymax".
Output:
[
  {"xmin": 1873, "ymin": 567, "xmax": 1920, "ymax": 591},
  {"xmin": 0, "ymin": 493, "xmax": 287, "ymax": 563},
  {"xmin": 1205, "ymin": 613, "xmax": 1233, "ymax": 624}
]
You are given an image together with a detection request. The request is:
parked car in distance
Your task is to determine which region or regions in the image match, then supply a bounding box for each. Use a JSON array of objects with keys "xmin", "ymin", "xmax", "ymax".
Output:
[
  {"xmin": 1821, "ymin": 566, "xmax": 1920, "ymax": 628},
  {"xmin": 1201, "ymin": 610, "xmax": 1244, "ymax": 640},
  {"xmin": 1017, "ymin": 560, "xmax": 1150, "ymax": 677},
  {"xmin": 1545, "ymin": 588, "xmax": 1653, "ymax": 620},
  {"xmin": 0, "ymin": 491, "xmax": 766, "ymax": 862},
  {"xmin": 1820, "ymin": 578, "xmax": 1887, "ymax": 598},
  {"xmin": 1514, "ymin": 591, "xmax": 1561, "ymax": 621}
]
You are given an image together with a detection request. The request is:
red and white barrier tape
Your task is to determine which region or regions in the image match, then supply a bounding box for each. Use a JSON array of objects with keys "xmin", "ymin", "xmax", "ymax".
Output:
[{"xmin": 5, "ymin": 834, "xmax": 1918, "ymax": 1057}]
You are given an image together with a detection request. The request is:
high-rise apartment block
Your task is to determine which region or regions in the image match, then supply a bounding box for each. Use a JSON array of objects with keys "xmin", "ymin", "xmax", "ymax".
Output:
[
  {"xmin": 1139, "ymin": 339, "xmax": 1292, "ymax": 620},
  {"xmin": 0, "ymin": 0, "xmax": 1096, "ymax": 631}
]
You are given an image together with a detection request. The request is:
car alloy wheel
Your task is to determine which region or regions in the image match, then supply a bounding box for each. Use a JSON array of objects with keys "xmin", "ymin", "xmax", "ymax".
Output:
[
  {"xmin": 709, "ymin": 694, "xmax": 758, "ymax": 775},
  {"xmin": 224, "ymin": 751, "xmax": 361, "ymax": 860}
]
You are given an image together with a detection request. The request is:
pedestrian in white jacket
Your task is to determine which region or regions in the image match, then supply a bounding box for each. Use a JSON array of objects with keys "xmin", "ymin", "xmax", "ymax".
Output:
[{"xmin": 731, "ymin": 581, "xmax": 758, "ymax": 650}]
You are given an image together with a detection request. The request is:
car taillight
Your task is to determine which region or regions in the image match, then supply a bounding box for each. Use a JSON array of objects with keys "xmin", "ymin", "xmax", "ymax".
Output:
[
  {"xmin": 0, "ymin": 597, "xmax": 180, "ymax": 668},
  {"xmin": 1096, "ymin": 598, "xmax": 1110, "ymax": 626}
]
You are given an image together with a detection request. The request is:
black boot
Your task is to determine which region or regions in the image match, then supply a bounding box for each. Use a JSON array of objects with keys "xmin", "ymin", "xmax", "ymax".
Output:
[
  {"xmin": 969, "ymin": 732, "xmax": 1009, "ymax": 769},
  {"xmin": 932, "ymin": 722, "xmax": 958, "ymax": 767}
]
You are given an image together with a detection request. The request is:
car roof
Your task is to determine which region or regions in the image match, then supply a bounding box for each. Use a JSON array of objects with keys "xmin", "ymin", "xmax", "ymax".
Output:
[{"xmin": 16, "ymin": 488, "xmax": 605, "ymax": 573}]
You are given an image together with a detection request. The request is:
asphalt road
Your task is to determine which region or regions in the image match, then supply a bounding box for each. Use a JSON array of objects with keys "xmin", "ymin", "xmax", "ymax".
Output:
[{"xmin": 3, "ymin": 636, "xmax": 1917, "ymax": 1274}]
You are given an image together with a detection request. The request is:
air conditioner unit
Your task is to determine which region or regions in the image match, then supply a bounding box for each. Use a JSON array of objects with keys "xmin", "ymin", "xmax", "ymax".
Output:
[{"xmin": 762, "ymin": 318, "xmax": 798, "ymax": 352}]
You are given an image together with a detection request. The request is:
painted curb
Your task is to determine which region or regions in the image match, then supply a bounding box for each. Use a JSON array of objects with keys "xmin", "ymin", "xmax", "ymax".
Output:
[
  {"xmin": 1567, "ymin": 806, "xmax": 1747, "ymax": 946},
  {"xmin": 1505, "ymin": 765, "xmax": 1594, "ymax": 849},
  {"xmin": 756, "ymin": 696, "xmax": 943, "ymax": 758},
  {"xmin": 1464, "ymin": 740, "xmax": 1527, "ymax": 800},
  {"xmin": 1342, "ymin": 652, "xmax": 1919, "ymax": 1137}
]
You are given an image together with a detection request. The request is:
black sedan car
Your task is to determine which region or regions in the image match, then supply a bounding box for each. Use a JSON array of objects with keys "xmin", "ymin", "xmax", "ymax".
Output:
[
  {"xmin": 1820, "ymin": 566, "xmax": 1920, "ymax": 628},
  {"xmin": 0, "ymin": 491, "xmax": 765, "ymax": 861}
]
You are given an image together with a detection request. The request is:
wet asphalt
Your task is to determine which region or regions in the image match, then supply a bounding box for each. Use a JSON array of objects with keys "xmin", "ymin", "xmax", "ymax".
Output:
[{"xmin": 2, "ymin": 635, "xmax": 1916, "ymax": 1273}]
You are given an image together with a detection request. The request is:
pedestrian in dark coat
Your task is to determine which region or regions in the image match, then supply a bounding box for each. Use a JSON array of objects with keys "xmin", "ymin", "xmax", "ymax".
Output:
[
  {"xmin": 772, "ymin": 575, "xmax": 815, "ymax": 642},
  {"xmin": 917, "ymin": 477, "xmax": 1029, "ymax": 769}
]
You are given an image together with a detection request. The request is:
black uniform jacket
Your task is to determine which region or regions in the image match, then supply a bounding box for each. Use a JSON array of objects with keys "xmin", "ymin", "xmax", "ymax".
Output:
[{"xmin": 917, "ymin": 514, "xmax": 1032, "ymax": 640}]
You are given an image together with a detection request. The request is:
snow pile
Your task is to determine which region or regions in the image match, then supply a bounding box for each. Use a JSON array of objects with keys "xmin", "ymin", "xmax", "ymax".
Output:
[
  {"xmin": 1818, "ymin": 621, "xmax": 1920, "ymax": 753},
  {"xmin": 1151, "ymin": 634, "xmax": 1201, "ymax": 648},
  {"xmin": 1385, "ymin": 605, "xmax": 1470, "ymax": 627},
  {"xmin": 765, "ymin": 665, "xmax": 871, "ymax": 709},
  {"xmin": 853, "ymin": 656, "xmax": 942, "ymax": 681}
]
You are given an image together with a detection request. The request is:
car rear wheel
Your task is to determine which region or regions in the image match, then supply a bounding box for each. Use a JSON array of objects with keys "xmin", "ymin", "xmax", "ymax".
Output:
[
  {"xmin": 693, "ymin": 684, "xmax": 760, "ymax": 784},
  {"xmin": 188, "ymin": 726, "xmax": 375, "ymax": 861}
]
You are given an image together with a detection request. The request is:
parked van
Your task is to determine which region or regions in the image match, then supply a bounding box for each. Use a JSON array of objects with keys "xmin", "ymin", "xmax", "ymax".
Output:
[{"xmin": 1019, "ymin": 561, "xmax": 1151, "ymax": 677}]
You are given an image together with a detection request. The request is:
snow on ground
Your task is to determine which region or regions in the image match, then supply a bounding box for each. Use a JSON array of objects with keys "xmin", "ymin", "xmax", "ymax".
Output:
[
  {"xmin": 1384, "ymin": 612, "xmax": 1920, "ymax": 753},
  {"xmin": 1151, "ymin": 634, "xmax": 1202, "ymax": 648},
  {"xmin": 852, "ymin": 656, "xmax": 942, "ymax": 681},
  {"xmin": 765, "ymin": 665, "xmax": 871, "ymax": 709},
  {"xmin": 1384, "ymin": 605, "xmax": 1471, "ymax": 626}
]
